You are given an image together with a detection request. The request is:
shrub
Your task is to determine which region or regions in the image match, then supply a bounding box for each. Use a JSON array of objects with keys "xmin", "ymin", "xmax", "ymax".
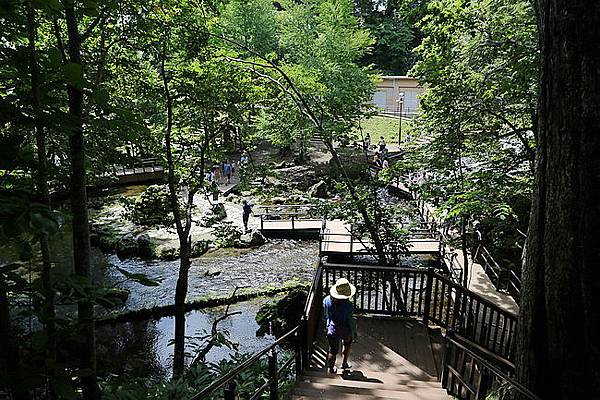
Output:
[{"xmin": 122, "ymin": 185, "xmax": 174, "ymax": 227}]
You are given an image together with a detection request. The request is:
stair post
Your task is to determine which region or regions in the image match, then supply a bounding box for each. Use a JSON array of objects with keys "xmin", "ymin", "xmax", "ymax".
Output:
[
  {"xmin": 423, "ymin": 268, "xmax": 434, "ymax": 325},
  {"xmin": 295, "ymin": 325, "xmax": 303, "ymax": 380},
  {"xmin": 269, "ymin": 349, "xmax": 278, "ymax": 400},
  {"xmin": 441, "ymin": 329, "xmax": 454, "ymax": 391},
  {"xmin": 224, "ymin": 380, "xmax": 236, "ymax": 400},
  {"xmin": 300, "ymin": 316, "xmax": 309, "ymax": 371}
]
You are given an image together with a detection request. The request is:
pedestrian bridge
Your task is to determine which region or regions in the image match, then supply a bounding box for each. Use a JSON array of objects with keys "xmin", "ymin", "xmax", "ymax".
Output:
[{"xmin": 255, "ymin": 204, "xmax": 442, "ymax": 257}]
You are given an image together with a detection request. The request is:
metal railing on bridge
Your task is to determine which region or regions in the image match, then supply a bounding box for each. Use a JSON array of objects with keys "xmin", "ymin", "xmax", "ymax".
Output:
[
  {"xmin": 319, "ymin": 226, "xmax": 442, "ymax": 257},
  {"xmin": 256, "ymin": 204, "xmax": 323, "ymax": 232}
]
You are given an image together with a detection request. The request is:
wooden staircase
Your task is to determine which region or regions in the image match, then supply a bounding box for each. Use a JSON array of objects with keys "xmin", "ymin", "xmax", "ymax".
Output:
[{"xmin": 290, "ymin": 318, "xmax": 452, "ymax": 400}]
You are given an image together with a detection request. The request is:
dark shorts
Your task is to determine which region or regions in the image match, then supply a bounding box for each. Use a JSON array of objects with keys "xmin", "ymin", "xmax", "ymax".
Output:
[{"xmin": 327, "ymin": 335, "xmax": 352, "ymax": 355}]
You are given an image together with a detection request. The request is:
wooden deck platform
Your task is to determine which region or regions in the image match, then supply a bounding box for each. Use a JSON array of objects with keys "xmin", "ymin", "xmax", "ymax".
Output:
[
  {"xmin": 291, "ymin": 317, "xmax": 450, "ymax": 399},
  {"xmin": 260, "ymin": 218, "xmax": 441, "ymax": 256}
]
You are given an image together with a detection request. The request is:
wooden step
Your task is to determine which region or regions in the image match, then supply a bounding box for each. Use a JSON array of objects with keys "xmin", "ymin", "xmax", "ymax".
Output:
[
  {"xmin": 299, "ymin": 374, "xmax": 445, "ymax": 393},
  {"xmin": 302, "ymin": 369, "xmax": 440, "ymax": 386},
  {"xmin": 292, "ymin": 381, "xmax": 449, "ymax": 400}
]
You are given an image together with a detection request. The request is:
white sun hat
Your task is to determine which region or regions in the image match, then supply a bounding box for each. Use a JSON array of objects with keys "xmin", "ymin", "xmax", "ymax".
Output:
[{"xmin": 330, "ymin": 278, "xmax": 357, "ymax": 300}]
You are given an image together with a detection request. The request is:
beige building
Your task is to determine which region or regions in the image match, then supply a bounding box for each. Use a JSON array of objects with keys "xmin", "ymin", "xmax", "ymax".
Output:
[{"xmin": 372, "ymin": 76, "xmax": 425, "ymax": 117}]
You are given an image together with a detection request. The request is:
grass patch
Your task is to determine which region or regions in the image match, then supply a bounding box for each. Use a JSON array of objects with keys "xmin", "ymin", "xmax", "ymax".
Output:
[{"xmin": 354, "ymin": 115, "xmax": 413, "ymax": 146}]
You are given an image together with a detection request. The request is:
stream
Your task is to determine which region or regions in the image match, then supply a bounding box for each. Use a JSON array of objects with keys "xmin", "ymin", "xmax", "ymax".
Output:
[
  {"xmin": 105, "ymin": 239, "xmax": 318, "ymax": 311},
  {"xmin": 96, "ymin": 299, "xmax": 277, "ymax": 382},
  {"xmin": 97, "ymin": 238, "xmax": 317, "ymax": 381}
]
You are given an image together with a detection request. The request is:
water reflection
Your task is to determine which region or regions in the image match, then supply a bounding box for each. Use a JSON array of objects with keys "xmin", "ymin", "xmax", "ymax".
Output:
[{"xmin": 97, "ymin": 299, "xmax": 275, "ymax": 382}]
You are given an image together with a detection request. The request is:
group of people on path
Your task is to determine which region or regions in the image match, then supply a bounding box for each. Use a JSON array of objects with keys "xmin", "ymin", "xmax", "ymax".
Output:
[
  {"xmin": 363, "ymin": 135, "xmax": 390, "ymax": 171},
  {"xmin": 206, "ymin": 160, "xmax": 235, "ymax": 185},
  {"xmin": 205, "ymin": 152, "xmax": 250, "ymax": 186},
  {"xmin": 373, "ymin": 136, "xmax": 390, "ymax": 170}
]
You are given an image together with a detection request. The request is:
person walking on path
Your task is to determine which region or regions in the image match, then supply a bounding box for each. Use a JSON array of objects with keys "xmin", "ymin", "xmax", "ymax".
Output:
[
  {"xmin": 213, "ymin": 164, "xmax": 221, "ymax": 184},
  {"xmin": 224, "ymin": 161, "xmax": 233, "ymax": 185},
  {"xmin": 323, "ymin": 278, "xmax": 357, "ymax": 374},
  {"xmin": 378, "ymin": 136, "xmax": 387, "ymax": 153},
  {"xmin": 242, "ymin": 200, "xmax": 253, "ymax": 232}
]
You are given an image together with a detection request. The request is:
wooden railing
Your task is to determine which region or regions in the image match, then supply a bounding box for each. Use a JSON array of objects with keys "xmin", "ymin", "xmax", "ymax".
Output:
[
  {"xmin": 321, "ymin": 261, "xmax": 518, "ymax": 361},
  {"xmin": 411, "ymin": 182, "xmax": 523, "ymax": 302},
  {"xmin": 301, "ymin": 262, "xmax": 324, "ymax": 368},
  {"xmin": 319, "ymin": 227, "xmax": 441, "ymax": 257},
  {"xmin": 255, "ymin": 204, "xmax": 320, "ymax": 217},
  {"xmin": 113, "ymin": 157, "xmax": 164, "ymax": 176},
  {"xmin": 477, "ymin": 246, "xmax": 522, "ymax": 301},
  {"xmin": 443, "ymin": 331, "xmax": 541, "ymax": 400},
  {"xmin": 256, "ymin": 204, "xmax": 323, "ymax": 232},
  {"xmin": 189, "ymin": 326, "xmax": 301, "ymax": 400},
  {"xmin": 320, "ymin": 261, "xmax": 535, "ymax": 399}
]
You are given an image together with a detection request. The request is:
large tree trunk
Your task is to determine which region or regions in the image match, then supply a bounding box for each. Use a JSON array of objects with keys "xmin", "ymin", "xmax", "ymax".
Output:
[
  {"xmin": 26, "ymin": 5, "xmax": 57, "ymax": 396},
  {"xmin": 64, "ymin": 6, "xmax": 99, "ymax": 399},
  {"xmin": 516, "ymin": 1, "xmax": 600, "ymax": 398}
]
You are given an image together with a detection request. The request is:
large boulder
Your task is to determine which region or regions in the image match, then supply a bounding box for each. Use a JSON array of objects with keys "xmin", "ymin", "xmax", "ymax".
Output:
[
  {"xmin": 156, "ymin": 244, "xmax": 179, "ymax": 260},
  {"xmin": 235, "ymin": 230, "xmax": 267, "ymax": 248},
  {"xmin": 256, "ymin": 288, "xmax": 308, "ymax": 337},
  {"xmin": 116, "ymin": 234, "xmax": 139, "ymax": 259},
  {"xmin": 89, "ymin": 224, "xmax": 120, "ymax": 253},
  {"xmin": 200, "ymin": 203, "xmax": 228, "ymax": 227},
  {"xmin": 271, "ymin": 197, "xmax": 286, "ymax": 205},
  {"xmin": 308, "ymin": 180, "xmax": 328, "ymax": 198},
  {"xmin": 212, "ymin": 203, "xmax": 227, "ymax": 220},
  {"xmin": 136, "ymin": 233, "xmax": 155, "ymax": 258}
]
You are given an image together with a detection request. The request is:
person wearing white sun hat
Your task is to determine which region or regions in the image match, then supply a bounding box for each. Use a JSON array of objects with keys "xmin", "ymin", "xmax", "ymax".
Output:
[{"xmin": 323, "ymin": 278, "xmax": 357, "ymax": 374}]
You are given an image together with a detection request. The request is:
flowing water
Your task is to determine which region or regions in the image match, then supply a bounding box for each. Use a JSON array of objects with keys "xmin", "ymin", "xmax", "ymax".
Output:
[
  {"xmin": 97, "ymin": 239, "xmax": 317, "ymax": 381},
  {"xmin": 105, "ymin": 239, "xmax": 318, "ymax": 311}
]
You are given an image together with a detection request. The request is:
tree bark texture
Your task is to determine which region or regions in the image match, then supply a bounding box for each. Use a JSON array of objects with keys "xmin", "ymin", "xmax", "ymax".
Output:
[
  {"xmin": 64, "ymin": 6, "xmax": 99, "ymax": 399},
  {"xmin": 516, "ymin": 1, "xmax": 600, "ymax": 398}
]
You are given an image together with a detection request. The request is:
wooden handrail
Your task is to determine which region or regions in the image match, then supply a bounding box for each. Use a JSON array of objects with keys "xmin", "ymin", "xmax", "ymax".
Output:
[
  {"xmin": 445, "ymin": 331, "xmax": 542, "ymax": 400},
  {"xmin": 434, "ymin": 273, "xmax": 518, "ymax": 320},
  {"xmin": 189, "ymin": 326, "xmax": 299, "ymax": 400}
]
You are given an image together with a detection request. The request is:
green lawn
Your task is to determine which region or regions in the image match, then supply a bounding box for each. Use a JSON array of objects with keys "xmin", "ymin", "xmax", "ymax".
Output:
[{"xmin": 354, "ymin": 115, "xmax": 413, "ymax": 146}]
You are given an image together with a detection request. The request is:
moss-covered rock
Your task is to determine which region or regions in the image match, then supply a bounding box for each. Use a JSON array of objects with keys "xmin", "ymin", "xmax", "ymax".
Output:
[
  {"xmin": 235, "ymin": 230, "xmax": 267, "ymax": 248},
  {"xmin": 256, "ymin": 288, "xmax": 308, "ymax": 337},
  {"xmin": 124, "ymin": 184, "xmax": 174, "ymax": 227}
]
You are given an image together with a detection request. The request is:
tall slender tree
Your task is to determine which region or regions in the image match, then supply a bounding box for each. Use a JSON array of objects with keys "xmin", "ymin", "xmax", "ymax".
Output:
[
  {"xmin": 26, "ymin": 3, "xmax": 57, "ymax": 397},
  {"xmin": 62, "ymin": 3, "xmax": 98, "ymax": 398}
]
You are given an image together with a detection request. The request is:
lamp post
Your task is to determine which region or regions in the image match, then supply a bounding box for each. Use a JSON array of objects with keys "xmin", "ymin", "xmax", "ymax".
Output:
[{"xmin": 396, "ymin": 92, "xmax": 404, "ymax": 146}]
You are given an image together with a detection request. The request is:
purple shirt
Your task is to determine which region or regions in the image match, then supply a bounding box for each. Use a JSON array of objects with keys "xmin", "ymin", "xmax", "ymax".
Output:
[{"xmin": 323, "ymin": 295, "xmax": 354, "ymax": 338}]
